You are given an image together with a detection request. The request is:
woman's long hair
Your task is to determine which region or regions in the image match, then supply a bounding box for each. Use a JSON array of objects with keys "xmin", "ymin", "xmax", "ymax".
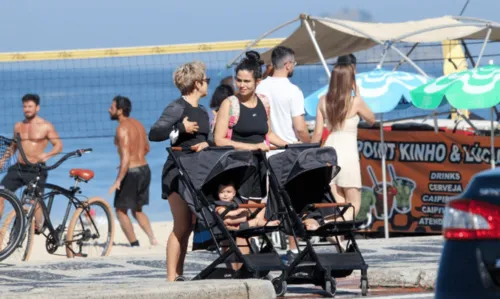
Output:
[{"xmin": 325, "ymin": 64, "xmax": 356, "ymax": 131}]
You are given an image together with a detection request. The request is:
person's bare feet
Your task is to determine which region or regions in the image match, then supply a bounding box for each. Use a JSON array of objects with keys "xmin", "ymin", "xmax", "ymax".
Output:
[
  {"xmin": 263, "ymin": 220, "xmax": 280, "ymax": 227},
  {"xmin": 303, "ymin": 218, "xmax": 320, "ymax": 231},
  {"xmin": 249, "ymin": 218, "xmax": 280, "ymax": 227},
  {"xmin": 150, "ymin": 237, "xmax": 159, "ymax": 246}
]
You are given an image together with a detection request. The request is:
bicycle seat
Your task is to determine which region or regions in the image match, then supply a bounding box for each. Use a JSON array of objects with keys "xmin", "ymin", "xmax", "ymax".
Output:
[{"xmin": 69, "ymin": 169, "xmax": 94, "ymax": 182}]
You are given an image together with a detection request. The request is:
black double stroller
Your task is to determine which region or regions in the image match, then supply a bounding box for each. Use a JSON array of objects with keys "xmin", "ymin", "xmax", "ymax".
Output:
[
  {"xmin": 167, "ymin": 146, "xmax": 288, "ymax": 294},
  {"xmin": 168, "ymin": 144, "xmax": 368, "ymax": 297}
]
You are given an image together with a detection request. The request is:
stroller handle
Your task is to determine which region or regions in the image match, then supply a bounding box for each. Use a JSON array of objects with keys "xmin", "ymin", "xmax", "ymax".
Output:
[
  {"xmin": 169, "ymin": 145, "xmax": 235, "ymax": 152},
  {"xmin": 268, "ymin": 143, "xmax": 322, "ymax": 151},
  {"xmin": 312, "ymin": 203, "xmax": 350, "ymax": 208},
  {"xmin": 285, "ymin": 143, "xmax": 322, "ymax": 149},
  {"xmin": 170, "ymin": 143, "xmax": 321, "ymax": 153},
  {"xmin": 170, "ymin": 146, "xmax": 192, "ymax": 152}
]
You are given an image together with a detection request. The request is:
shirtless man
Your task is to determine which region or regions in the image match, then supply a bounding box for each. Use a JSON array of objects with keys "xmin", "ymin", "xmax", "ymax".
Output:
[
  {"xmin": 108, "ymin": 95, "xmax": 158, "ymax": 247},
  {"xmin": 0, "ymin": 94, "xmax": 62, "ymax": 233}
]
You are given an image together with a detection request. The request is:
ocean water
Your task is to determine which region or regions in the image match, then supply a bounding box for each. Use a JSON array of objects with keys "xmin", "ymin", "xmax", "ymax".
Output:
[{"xmin": 0, "ymin": 62, "xmax": 494, "ymax": 222}]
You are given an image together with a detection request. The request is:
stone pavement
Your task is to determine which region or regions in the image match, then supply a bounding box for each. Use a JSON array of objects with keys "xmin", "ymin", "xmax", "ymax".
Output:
[
  {"xmin": 347, "ymin": 235, "xmax": 441, "ymax": 289},
  {"xmin": 0, "ymin": 235, "xmax": 442, "ymax": 298}
]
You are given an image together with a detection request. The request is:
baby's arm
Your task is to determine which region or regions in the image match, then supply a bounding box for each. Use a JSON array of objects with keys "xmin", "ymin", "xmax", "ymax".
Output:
[
  {"xmin": 216, "ymin": 205, "xmax": 247, "ymax": 217},
  {"xmin": 215, "ymin": 206, "xmax": 225, "ymax": 215},
  {"xmin": 224, "ymin": 214, "xmax": 248, "ymax": 226},
  {"xmin": 225, "ymin": 208, "xmax": 249, "ymax": 217},
  {"xmin": 217, "ymin": 206, "xmax": 249, "ymax": 226}
]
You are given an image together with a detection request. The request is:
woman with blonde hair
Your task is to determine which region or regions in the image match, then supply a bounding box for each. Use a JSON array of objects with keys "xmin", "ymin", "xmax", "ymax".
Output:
[
  {"xmin": 311, "ymin": 63, "xmax": 375, "ymax": 223},
  {"xmin": 149, "ymin": 61, "xmax": 212, "ymax": 281}
]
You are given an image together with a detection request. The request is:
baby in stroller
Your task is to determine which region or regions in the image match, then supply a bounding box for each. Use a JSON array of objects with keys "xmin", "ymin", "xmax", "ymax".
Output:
[
  {"xmin": 215, "ymin": 181, "xmax": 280, "ymax": 229},
  {"xmin": 216, "ymin": 180, "xmax": 321, "ymax": 249},
  {"xmin": 215, "ymin": 180, "xmax": 281, "ymax": 271}
]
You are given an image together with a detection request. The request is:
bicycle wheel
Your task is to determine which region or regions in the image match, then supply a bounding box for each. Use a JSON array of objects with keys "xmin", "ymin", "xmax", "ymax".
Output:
[
  {"xmin": 0, "ymin": 189, "xmax": 25, "ymax": 262},
  {"xmin": 0, "ymin": 209, "xmax": 34, "ymax": 262},
  {"xmin": 66, "ymin": 197, "xmax": 114, "ymax": 258}
]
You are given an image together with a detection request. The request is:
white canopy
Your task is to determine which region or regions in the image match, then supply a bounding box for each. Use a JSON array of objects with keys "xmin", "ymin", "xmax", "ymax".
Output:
[{"xmin": 229, "ymin": 14, "xmax": 500, "ymax": 67}]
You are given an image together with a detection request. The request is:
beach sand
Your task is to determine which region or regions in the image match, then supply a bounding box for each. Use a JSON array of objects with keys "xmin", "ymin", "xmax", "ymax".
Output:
[{"xmin": 4, "ymin": 220, "xmax": 184, "ymax": 263}]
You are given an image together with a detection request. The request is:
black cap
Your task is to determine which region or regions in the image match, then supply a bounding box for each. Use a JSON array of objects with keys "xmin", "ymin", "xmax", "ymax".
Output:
[{"xmin": 337, "ymin": 54, "xmax": 357, "ymax": 66}]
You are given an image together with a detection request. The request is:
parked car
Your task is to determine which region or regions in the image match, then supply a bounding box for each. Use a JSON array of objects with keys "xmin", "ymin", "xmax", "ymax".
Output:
[{"xmin": 435, "ymin": 167, "xmax": 500, "ymax": 298}]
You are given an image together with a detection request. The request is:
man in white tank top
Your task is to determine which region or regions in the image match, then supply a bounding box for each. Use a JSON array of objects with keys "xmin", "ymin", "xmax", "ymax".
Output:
[{"xmin": 256, "ymin": 46, "xmax": 310, "ymax": 261}]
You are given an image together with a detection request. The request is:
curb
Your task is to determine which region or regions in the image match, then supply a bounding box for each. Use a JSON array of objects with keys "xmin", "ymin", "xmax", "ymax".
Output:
[
  {"xmin": 367, "ymin": 268, "xmax": 437, "ymax": 290},
  {"xmin": 2, "ymin": 279, "xmax": 276, "ymax": 299}
]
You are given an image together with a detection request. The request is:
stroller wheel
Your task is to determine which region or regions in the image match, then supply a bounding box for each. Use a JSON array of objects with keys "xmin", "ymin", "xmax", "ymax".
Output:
[
  {"xmin": 174, "ymin": 275, "xmax": 187, "ymax": 281},
  {"xmin": 262, "ymin": 273, "xmax": 273, "ymax": 280},
  {"xmin": 361, "ymin": 278, "xmax": 368, "ymax": 296},
  {"xmin": 271, "ymin": 277, "xmax": 287, "ymax": 297},
  {"xmin": 322, "ymin": 277, "xmax": 336, "ymax": 297}
]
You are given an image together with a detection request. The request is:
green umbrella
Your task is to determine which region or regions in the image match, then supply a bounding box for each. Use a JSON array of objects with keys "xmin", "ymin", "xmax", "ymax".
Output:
[
  {"xmin": 410, "ymin": 65, "xmax": 500, "ymax": 110},
  {"xmin": 410, "ymin": 65, "xmax": 500, "ymax": 168}
]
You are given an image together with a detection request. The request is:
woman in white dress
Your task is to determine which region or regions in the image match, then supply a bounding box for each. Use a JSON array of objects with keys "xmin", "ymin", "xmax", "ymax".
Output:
[{"xmin": 311, "ymin": 63, "xmax": 375, "ymax": 222}]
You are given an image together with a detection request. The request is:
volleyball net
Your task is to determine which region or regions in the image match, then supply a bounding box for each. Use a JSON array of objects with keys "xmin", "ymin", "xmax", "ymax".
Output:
[{"xmin": 0, "ymin": 38, "xmax": 498, "ymax": 139}]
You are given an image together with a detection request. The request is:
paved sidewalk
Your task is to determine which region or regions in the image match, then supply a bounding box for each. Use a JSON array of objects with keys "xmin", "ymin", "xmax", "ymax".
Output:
[
  {"xmin": 0, "ymin": 235, "xmax": 442, "ymax": 298},
  {"xmin": 352, "ymin": 235, "xmax": 441, "ymax": 289}
]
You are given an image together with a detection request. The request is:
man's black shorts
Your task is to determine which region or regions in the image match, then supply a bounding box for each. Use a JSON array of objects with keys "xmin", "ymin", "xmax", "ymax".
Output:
[
  {"xmin": 0, "ymin": 163, "xmax": 48, "ymax": 194},
  {"xmin": 114, "ymin": 164, "xmax": 151, "ymax": 211}
]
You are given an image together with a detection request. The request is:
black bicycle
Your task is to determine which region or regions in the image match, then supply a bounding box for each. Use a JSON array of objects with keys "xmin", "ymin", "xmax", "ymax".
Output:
[{"xmin": 0, "ymin": 133, "xmax": 114, "ymax": 262}]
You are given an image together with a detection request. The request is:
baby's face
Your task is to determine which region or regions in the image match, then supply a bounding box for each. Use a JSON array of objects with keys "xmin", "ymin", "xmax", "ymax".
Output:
[{"xmin": 218, "ymin": 185, "xmax": 236, "ymax": 202}]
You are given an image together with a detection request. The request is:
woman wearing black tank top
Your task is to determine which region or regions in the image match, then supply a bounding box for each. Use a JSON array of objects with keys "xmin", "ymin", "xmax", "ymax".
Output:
[
  {"xmin": 149, "ymin": 61, "xmax": 211, "ymax": 282},
  {"xmin": 214, "ymin": 51, "xmax": 287, "ymax": 227}
]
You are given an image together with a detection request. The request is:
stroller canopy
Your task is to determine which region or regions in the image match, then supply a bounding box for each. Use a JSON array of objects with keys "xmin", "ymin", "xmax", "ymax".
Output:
[
  {"xmin": 176, "ymin": 148, "xmax": 257, "ymax": 230},
  {"xmin": 269, "ymin": 147, "xmax": 338, "ymax": 187},
  {"xmin": 178, "ymin": 149, "xmax": 256, "ymax": 194}
]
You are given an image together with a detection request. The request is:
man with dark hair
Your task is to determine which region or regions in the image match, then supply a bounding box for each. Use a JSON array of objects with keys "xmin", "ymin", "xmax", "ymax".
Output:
[
  {"xmin": 113, "ymin": 96, "xmax": 132, "ymax": 116},
  {"xmin": 256, "ymin": 46, "xmax": 310, "ymax": 261},
  {"xmin": 22, "ymin": 93, "xmax": 40, "ymax": 106},
  {"xmin": 257, "ymin": 46, "xmax": 310, "ymax": 143},
  {"xmin": 270, "ymin": 46, "xmax": 296, "ymax": 77},
  {"xmin": 108, "ymin": 95, "xmax": 158, "ymax": 247},
  {"xmin": 0, "ymin": 93, "xmax": 62, "ymax": 233}
]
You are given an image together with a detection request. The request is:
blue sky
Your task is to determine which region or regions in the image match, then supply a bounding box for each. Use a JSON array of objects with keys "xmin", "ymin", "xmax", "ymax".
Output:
[{"xmin": 1, "ymin": 0, "xmax": 499, "ymax": 52}]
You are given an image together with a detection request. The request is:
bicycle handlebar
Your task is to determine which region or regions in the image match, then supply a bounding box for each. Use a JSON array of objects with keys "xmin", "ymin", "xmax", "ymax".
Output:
[{"xmin": 15, "ymin": 133, "xmax": 92, "ymax": 171}]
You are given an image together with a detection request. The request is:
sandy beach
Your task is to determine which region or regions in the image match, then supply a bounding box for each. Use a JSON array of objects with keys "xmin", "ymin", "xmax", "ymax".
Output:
[{"xmin": 3, "ymin": 220, "xmax": 181, "ymax": 263}]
